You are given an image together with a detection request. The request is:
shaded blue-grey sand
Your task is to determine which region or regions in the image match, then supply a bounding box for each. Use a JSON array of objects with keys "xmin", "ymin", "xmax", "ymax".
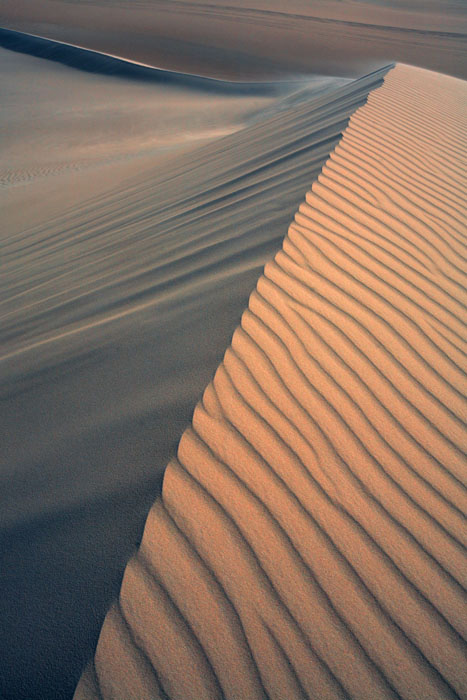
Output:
[{"xmin": 0, "ymin": 38, "xmax": 388, "ymax": 697}]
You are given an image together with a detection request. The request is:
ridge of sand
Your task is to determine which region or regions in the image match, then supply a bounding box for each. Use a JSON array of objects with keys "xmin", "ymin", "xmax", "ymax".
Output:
[
  {"xmin": 75, "ymin": 63, "xmax": 467, "ymax": 700},
  {"xmin": 0, "ymin": 27, "xmax": 307, "ymax": 92},
  {"xmin": 0, "ymin": 66, "xmax": 386, "ymax": 698},
  {"xmin": 1, "ymin": 68, "xmax": 383, "ymax": 377},
  {"xmin": 0, "ymin": 38, "xmax": 323, "ymax": 238}
]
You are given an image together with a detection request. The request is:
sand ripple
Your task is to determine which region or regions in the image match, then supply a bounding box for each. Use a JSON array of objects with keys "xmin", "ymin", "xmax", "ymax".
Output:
[{"xmin": 75, "ymin": 63, "xmax": 467, "ymax": 700}]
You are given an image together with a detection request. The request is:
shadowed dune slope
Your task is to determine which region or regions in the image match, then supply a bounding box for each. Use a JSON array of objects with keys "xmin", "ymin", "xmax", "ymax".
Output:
[
  {"xmin": 1, "ymin": 69, "xmax": 382, "ymax": 377},
  {"xmin": 75, "ymin": 63, "xmax": 467, "ymax": 700},
  {"xmin": 0, "ymin": 35, "xmax": 323, "ymax": 229},
  {"xmin": 0, "ymin": 68, "xmax": 386, "ymax": 700},
  {"xmin": 0, "ymin": 27, "xmax": 302, "ymax": 94}
]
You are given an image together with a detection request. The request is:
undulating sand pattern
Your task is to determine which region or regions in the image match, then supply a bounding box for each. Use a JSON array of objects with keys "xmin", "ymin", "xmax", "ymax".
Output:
[
  {"xmin": 2, "ymin": 64, "xmax": 388, "ymax": 698},
  {"xmin": 75, "ymin": 64, "xmax": 467, "ymax": 700}
]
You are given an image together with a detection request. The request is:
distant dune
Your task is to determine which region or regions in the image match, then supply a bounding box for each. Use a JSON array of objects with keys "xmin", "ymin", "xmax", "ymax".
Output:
[
  {"xmin": 1, "ymin": 0, "xmax": 466, "ymax": 79},
  {"xmin": 0, "ymin": 27, "xmax": 302, "ymax": 93},
  {"xmin": 75, "ymin": 63, "xmax": 467, "ymax": 699},
  {"xmin": 0, "ymin": 28, "xmax": 318, "ymax": 237}
]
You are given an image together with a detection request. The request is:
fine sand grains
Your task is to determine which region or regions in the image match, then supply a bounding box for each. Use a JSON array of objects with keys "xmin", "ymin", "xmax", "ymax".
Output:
[{"xmin": 75, "ymin": 64, "xmax": 467, "ymax": 700}]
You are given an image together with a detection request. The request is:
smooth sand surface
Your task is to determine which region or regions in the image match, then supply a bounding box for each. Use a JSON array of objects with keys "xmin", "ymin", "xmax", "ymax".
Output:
[
  {"xmin": 75, "ymin": 63, "xmax": 467, "ymax": 699},
  {"xmin": 1, "ymin": 38, "xmax": 384, "ymax": 697},
  {"xmin": 1, "ymin": 29, "xmax": 318, "ymax": 237},
  {"xmin": 1, "ymin": 0, "xmax": 466, "ymax": 80}
]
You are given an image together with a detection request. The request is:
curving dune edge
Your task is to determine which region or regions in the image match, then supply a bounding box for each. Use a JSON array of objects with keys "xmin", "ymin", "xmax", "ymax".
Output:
[{"xmin": 75, "ymin": 63, "xmax": 467, "ymax": 700}]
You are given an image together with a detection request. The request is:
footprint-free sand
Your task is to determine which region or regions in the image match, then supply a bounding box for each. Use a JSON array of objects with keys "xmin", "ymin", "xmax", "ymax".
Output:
[{"xmin": 75, "ymin": 63, "xmax": 467, "ymax": 700}]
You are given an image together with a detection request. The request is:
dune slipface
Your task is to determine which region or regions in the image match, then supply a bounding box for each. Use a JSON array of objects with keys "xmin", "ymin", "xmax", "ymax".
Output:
[
  {"xmin": 1, "ymin": 61, "xmax": 389, "ymax": 699},
  {"xmin": 75, "ymin": 64, "xmax": 467, "ymax": 699}
]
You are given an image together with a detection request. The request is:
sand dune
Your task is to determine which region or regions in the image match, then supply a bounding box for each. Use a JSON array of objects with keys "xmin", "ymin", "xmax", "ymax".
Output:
[
  {"xmin": 1, "ymin": 0, "xmax": 466, "ymax": 79},
  {"xmin": 0, "ymin": 53, "xmax": 385, "ymax": 698},
  {"xmin": 0, "ymin": 27, "xmax": 302, "ymax": 93},
  {"xmin": 2, "ymin": 29, "xmax": 320, "ymax": 239},
  {"xmin": 75, "ymin": 63, "xmax": 467, "ymax": 699}
]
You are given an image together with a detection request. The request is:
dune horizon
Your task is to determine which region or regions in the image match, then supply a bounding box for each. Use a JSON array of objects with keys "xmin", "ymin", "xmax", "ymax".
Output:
[
  {"xmin": 1, "ymin": 0, "xmax": 466, "ymax": 80},
  {"xmin": 74, "ymin": 62, "xmax": 467, "ymax": 700}
]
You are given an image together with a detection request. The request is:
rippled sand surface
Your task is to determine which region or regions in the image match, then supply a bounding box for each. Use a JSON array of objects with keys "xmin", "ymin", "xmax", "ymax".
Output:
[
  {"xmin": 1, "ymin": 30, "xmax": 383, "ymax": 699},
  {"xmin": 1, "ymin": 3, "xmax": 466, "ymax": 699},
  {"xmin": 76, "ymin": 63, "xmax": 467, "ymax": 700}
]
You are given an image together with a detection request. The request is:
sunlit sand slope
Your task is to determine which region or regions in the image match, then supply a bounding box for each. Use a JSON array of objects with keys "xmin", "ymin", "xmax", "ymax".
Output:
[
  {"xmin": 76, "ymin": 62, "xmax": 467, "ymax": 699},
  {"xmin": 0, "ymin": 66, "xmax": 386, "ymax": 700}
]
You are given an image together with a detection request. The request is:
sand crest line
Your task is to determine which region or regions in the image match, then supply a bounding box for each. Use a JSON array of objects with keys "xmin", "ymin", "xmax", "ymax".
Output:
[
  {"xmin": 1, "ymin": 67, "xmax": 387, "ymax": 380},
  {"xmin": 0, "ymin": 26, "xmax": 309, "ymax": 91},
  {"xmin": 72, "ymin": 61, "xmax": 465, "ymax": 698}
]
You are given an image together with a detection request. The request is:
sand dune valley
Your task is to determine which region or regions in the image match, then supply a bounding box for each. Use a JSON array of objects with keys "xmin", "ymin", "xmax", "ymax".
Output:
[{"xmin": 0, "ymin": 2, "xmax": 466, "ymax": 699}]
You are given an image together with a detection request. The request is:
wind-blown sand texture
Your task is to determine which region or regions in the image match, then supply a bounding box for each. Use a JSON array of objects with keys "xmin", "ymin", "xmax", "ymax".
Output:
[
  {"xmin": 75, "ymin": 63, "xmax": 467, "ymax": 700},
  {"xmin": 1, "ymin": 27, "xmax": 316, "ymax": 237},
  {"xmin": 0, "ymin": 50, "xmax": 386, "ymax": 697}
]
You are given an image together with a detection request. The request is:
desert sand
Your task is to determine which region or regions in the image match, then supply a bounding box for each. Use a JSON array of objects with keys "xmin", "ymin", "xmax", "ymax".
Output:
[
  {"xmin": 0, "ymin": 29, "xmax": 387, "ymax": 699},
  {"xmin": 75, "ymin": 63, "xmax": 467, "ymax": 700},
  {"xmin": 1, "ymin": 2, "xmax": 466, "ymax": 699},
  {"xmin": 1, "ymin": 28, "xmax": 319, "ymax": 237},
  {"xmin": 1, "ymin": 0, "xmax": 466, "ymax": 79}
]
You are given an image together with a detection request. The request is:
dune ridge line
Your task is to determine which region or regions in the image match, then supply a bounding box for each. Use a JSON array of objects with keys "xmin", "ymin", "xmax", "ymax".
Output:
[
  {"xmin": 75, "ymin": 63, "xmax": 467, "ymax": 700},
  {"xmin": 0, "ymin": 26, "xmax": 306, "ymax": 93}
]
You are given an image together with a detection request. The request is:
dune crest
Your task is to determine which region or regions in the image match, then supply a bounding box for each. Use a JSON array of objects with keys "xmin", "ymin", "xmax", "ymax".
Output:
[
  {"xmin": 1, "ymin": 64, "xmax": 388, "ymax": 698},
  {"xmin": 75, "ymin": 63, "xmax": 467, "ymax": 700}
]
